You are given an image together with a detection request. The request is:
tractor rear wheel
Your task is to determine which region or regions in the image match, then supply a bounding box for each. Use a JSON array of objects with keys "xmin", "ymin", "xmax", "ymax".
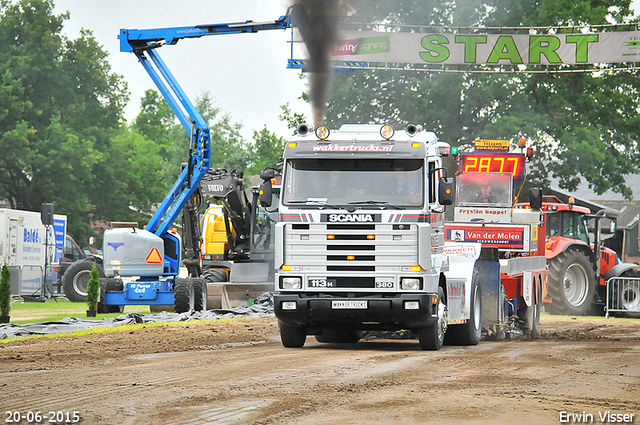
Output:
[
  {"xmin": 614, "ymin": 268, "xmax": 640, "ymax": 313},
  {"xmin": 548, "ymin": 249, "xmax": 596, "ymax": 315},
  {"xmin": 62, "ymin": 260, "xmax": 105, "ymax": 303}
]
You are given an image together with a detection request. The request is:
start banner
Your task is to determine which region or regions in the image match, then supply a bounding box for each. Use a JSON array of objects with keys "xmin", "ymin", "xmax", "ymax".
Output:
[{"xmin": 332, "ymin": 31, "xmax": 640, "ymax": 66}]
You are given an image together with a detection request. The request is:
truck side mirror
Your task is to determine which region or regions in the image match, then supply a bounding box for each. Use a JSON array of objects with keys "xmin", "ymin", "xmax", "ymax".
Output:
[
  {"xmin": 530, "ymin": 187, "xmax": 543, "ymax": 210},
  {"xmin": 259, "ymin": 180, "xmax": 273, "ymax": 207},
  {"xmin": 439, "ymin": 177, "xmax": 454, "ymax": 206},
  {"xmin": 259, "ymin": 168, "xmax": 275, "ymax": 181}
]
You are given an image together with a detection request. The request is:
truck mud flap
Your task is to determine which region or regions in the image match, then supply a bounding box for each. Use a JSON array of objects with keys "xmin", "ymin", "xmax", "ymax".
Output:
[{"xmin": 476, "ymin": 248, "xmax": 501, "ymax": 330}]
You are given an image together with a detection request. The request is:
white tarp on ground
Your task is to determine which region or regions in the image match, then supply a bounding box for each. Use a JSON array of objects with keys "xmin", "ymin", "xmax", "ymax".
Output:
[{"xmin": 0, "ymin": 293, "xmax": 274, "ymax": 340}]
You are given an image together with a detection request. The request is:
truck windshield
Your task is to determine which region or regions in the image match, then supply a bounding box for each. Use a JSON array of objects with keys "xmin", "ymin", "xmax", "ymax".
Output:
[{"xmin": 283, "ymin": 158, "xmax": 424, "ymax": 208}]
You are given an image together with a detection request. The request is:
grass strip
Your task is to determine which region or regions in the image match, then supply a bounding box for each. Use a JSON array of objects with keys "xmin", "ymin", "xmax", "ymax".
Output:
[{"xmin": 1, "ymin": 318, "xmax": 236, "ymax": 344}]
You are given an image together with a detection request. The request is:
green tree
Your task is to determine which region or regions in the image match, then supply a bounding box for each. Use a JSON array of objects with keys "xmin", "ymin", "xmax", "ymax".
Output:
[
  {"xmin": 159, "ymin": 91, "xmax": 251, "ymax": 178},
  {"xmin": 0, "ymin": 264, "xmax": 11, "ymax": 317},
  {"xmin": 86, "ymin": 262, "xmax": 99, "ymax": 312},
  {"xmin": 279, "ymin": 102, "xmax": 308, "ymax": 135},
  {"xmin": 246, "ymin": 126, "xmax": 286, "ymax": 175},
  {"xmin": 325, "ymin": 0, "xmax": 640, "ymax": 199},
  {"xmin": 133, "ymin": 89, "xmax": 175, "ymax": 159},
  {"xmin": 0, "ymin": 0, "xmax": 131, "ymax": 242}
]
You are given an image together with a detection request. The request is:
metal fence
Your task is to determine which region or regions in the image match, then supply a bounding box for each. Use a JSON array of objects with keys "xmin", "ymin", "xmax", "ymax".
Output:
[{"xmin": 605, "ymin": 277, "xmax": 640, "ymax": 318}]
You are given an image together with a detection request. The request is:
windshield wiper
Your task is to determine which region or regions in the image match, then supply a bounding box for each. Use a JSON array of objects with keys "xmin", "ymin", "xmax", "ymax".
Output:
[
  {"xmin": 347, "ymin": 200, "xmax": 403, "ymax": 210},
  {"xmin": 287, "ymin": 200, "xmax": 344, "ymax": 210}
]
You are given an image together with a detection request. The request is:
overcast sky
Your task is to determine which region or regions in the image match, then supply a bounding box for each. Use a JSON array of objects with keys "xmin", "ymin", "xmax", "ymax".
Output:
[
  {"xmin": 52, "ymin": 0, "xmax": 639, "ymax": 142},
  {"xmin": 52, "ymin": 0, "xmax": 308, "ymax": 141}
]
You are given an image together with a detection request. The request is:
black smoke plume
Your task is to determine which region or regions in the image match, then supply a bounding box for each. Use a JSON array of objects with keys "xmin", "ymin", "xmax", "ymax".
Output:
[{"xmin": 291, "ymin": 0, "xmax": 344, "ymax": 127}]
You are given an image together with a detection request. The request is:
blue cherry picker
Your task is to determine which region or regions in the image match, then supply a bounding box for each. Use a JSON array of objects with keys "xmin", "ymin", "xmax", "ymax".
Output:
[{"xmin": 96, "ymin": 11, "xmax": 292, "ymax": 313}]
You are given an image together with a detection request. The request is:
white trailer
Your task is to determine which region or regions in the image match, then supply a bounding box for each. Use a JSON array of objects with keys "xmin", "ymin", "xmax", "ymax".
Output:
[{"xmin": 0, "ymin": 209, "xmax": 67, "ymax": 298}]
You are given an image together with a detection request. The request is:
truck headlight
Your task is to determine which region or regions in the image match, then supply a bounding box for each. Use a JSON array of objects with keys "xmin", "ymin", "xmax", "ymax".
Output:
[
  {"xmin": 281, "ymin": 277, "xmax": 302, "ymax": 289},
  {"xmin": 401, "ymin": 278, "xmax": 422, "ymax": 291}
]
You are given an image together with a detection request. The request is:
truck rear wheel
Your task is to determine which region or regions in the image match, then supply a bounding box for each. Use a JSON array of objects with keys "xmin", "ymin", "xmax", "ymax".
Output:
[
  {"xmin": 278, "ymin": 320, "xmax": 307, "ymax": 348},
  {"xmin": 548, "ymin": 249, "xmax": 596, "ymax": 315},
  {"xmin": 62, "ymin": 260, "xmax": 105, "ymax": 303},
  {"xmin": 174, "ymin": 278, "xmax": 194, "ymax": 313},
  {"xmin": 418, "ymin": 287, "xmax": 447, "ymax": 350},
  {"xmin": 518, "ymin": 280, "xmax": 540, "ymax": 338}
]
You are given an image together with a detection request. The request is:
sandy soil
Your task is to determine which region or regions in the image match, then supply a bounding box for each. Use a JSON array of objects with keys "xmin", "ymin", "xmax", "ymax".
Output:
[{"xmin": 1, "ymin": 315, "xmax": 639, "ymax": 425}]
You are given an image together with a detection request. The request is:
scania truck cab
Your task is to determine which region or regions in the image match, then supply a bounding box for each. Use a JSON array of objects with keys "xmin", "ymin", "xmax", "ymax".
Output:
[{"xmin": 261, "ymin": 124, "xmax": 459, "ymax": 350}]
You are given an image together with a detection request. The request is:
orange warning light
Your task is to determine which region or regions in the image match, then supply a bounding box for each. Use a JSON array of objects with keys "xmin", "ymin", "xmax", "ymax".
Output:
[{"xmin": 146, "ymin": 248, "xmax": 163, "ymax": 264}]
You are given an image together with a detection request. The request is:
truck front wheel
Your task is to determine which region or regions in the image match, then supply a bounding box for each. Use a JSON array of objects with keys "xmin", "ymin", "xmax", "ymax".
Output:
[
  {"xmin": 418, "ymin": 286, "xmax": 448, "ymax": 350},
  {"xmin": 62, "ymin": 260, "xmax": 105, "ymax": 303},
  {"xmin": 278, "ymin": 321, "xmax": 307, "ymax": 348}
]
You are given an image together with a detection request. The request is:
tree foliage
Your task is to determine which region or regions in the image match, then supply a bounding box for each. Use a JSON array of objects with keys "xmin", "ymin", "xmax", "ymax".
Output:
[
  {"xmin": 0, "ymin": 264, "xmax": 11, "ymax": 316},
  {"xmin": 86, "ymin": 262, "xmax": 99, "ymax": 311},
  {"xmin": 0, "ymin": 0, "xmax": 136, "ymax": 242},
  {"xmin": 326, "ymin": 0, "xmax": 640, "ymax": 199}
]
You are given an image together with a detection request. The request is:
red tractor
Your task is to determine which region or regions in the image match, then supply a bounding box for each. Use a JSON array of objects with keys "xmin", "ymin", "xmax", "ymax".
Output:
[{"xmin": 532, "ymin": 196, "xmax": 640, "ymax": 315}]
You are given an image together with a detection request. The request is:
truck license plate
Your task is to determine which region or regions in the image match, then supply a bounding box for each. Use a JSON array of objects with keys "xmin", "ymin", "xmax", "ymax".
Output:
[{"xmin": 331, "ymin": 300, "xmax": 368, "ymax": 309}]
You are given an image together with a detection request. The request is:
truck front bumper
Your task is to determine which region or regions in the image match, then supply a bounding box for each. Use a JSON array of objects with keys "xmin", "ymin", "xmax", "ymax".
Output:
[{"xmin": 274, "ymin": 293, "xmax": 439, "ymax": 331}]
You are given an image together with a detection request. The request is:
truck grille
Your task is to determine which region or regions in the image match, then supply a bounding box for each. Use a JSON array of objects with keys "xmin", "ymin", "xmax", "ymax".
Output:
[{"xmin": 283, "ymin": 223, "xmax": 419, "ymax": 274}]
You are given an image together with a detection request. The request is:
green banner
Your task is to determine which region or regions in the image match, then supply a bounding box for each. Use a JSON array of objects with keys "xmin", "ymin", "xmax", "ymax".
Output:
[{"xmin": 331, "ymin": 31, "xmax": 640, "ymax": 65}]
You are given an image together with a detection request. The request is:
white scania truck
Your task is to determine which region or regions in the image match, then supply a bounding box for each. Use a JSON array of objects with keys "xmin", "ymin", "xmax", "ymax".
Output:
[{"xmin": 260, "ymin": 124, "xmax": 493, "ymax": 350}]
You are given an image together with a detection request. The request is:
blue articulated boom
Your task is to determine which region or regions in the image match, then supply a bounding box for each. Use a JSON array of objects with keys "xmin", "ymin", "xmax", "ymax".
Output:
[{"xmin": 102, "ymin": 11, "xmax": 292, "ymax": 309}]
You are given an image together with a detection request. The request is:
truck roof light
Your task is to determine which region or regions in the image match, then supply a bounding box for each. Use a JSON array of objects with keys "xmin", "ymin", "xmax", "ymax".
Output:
[
  {"xmin": 526, "ymin": 147, "xmax": 534, "ymax": 160},
  {"xmin": 518, "ymin": 137, "xmax": 527, "ymax": 147},
  {"xmin": 380, "ymin": 125, "xmax": 394, "ymax": 140},
  {"xmin": 315, "ymin": 125, "xmax": 330, "ymax": 140}
]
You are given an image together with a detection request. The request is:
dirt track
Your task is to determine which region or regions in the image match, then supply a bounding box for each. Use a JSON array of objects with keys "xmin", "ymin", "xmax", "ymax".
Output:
[{"xmin": 1, "ymin": 315, "xmax": 639, "ymax": 425}]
